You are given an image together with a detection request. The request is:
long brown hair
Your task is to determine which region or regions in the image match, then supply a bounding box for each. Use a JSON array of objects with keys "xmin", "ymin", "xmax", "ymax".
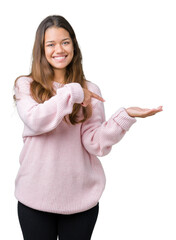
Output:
[{"xmin": 15, "ymin": 15, "xmax": 92, "ymax": 125}]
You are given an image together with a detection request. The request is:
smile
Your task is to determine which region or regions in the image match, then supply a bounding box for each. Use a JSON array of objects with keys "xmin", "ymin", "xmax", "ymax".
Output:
[{"xmin": 53, "ymin": 55, "xmax": 67, "ymax": 62}]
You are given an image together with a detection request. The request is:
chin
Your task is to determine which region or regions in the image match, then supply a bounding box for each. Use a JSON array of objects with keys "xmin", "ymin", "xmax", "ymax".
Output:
[{"xmin": 52, "ymin": 60, "xmax": 73, "ymax": 69}]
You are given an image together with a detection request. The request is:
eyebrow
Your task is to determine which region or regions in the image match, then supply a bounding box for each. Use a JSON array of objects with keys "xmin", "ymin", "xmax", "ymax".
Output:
[{"xmin": 45, "ymin": 38, "xmax": 70, "ymax": 44}]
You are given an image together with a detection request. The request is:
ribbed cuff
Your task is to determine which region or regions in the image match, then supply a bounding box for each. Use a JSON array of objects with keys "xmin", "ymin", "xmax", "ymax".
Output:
[
  {"xmin": 111, "ymin": 108, "xmax": 137, "ymax": 131},
  {"xmin": 65, "ymin": 83, "xmax": 84, "ymax": 104}
]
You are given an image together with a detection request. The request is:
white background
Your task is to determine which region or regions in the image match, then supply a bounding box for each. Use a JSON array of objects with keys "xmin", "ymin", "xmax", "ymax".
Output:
[{"xmin": 0, "ymin": 0, "xmax": 176, "ymax": 239}]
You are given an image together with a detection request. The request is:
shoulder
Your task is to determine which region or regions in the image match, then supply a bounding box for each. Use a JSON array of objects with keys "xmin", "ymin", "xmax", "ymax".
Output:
[
  {"xmin": 85, "ymin": 80, "xmax": 102, "ymax": 96},
  {"xmin": 15, "ymin": 76, "xmax": 33, "ymax": 95},
  {"xmin": 16, "ymin": 76, "xmax": 33, "ymax": 87}
]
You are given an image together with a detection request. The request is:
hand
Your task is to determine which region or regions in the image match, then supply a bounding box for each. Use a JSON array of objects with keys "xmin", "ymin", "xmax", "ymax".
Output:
[
  {"xmin": 126, "ymin": 106, "xmax": 163, "ymax": 118},
  {"xmin": 81, "ymin": 88, "xmax": 105, "ymax": 107}
]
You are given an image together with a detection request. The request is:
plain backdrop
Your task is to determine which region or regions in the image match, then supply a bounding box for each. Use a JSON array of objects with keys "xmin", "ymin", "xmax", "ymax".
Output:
[{"xmin": 0, "ymin": 0, "xmax": 176, "ymax": 239}]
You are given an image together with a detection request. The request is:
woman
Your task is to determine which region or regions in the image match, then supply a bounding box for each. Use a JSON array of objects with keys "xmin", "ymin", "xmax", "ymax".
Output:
[{"xmin": 14, "ymin": 15, "xmax": 162, "ymax": 240}]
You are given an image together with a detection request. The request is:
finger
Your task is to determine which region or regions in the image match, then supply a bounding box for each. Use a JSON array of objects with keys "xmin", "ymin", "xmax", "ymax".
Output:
[
  {"xmin": 146, "ymin": 107, "xmax": 163, "ymax": 114},
  {"xmin": 91, "ymin": 92, "xmax": 105, "ymax": 102},
  {"xmin": 150, "ymin": 108, "xmax": 163, "ymax": 114},
  {"xmin": 144, "ymin": 108, "xmax": 162, "ymax": 117},
  {"xmin": 151, "ymin": 106, "xmax": 163, "ymax": 111},
  {"xmin": 156, "ymin": 106, "xmax": 163, "ymax": 112}
]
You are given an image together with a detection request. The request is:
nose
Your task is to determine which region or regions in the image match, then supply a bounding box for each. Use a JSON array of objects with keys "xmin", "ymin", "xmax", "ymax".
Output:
[{"xmin": 55, "ymin": 44, "xmax": 64, "ymax": 53}]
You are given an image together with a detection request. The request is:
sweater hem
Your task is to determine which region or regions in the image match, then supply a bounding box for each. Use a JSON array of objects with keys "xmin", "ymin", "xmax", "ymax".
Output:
[{"xmin": 14, "ymin": 191, "xmax": 103, "ymax": 215}]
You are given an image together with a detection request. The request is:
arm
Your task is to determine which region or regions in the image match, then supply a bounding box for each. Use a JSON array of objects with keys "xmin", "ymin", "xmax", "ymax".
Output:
[
  {"xmin": 80, "ymin": 83, "xmax": 163, "ymax": 157},
  {"xmin": 81, "ymin": 87, "xmax": 136, "ymax": 157},
  {"xmin": 15, "ymin": 77, "xmax": 84, "ymax": 136}
]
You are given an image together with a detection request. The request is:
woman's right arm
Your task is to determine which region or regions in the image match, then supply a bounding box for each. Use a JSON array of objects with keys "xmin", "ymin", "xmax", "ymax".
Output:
[{"xmin": 15, "ymin": 77, "xmax": 84, "ymax": 136}]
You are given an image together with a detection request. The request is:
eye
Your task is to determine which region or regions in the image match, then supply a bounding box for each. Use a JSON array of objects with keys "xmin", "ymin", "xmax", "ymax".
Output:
[
  {"xmin": 62, "ymin": 41, "xmax": 70, "ymax": 45},
  {"xmin": 46, "ymin": 44, "xmax": 54, "ymax": 47}
]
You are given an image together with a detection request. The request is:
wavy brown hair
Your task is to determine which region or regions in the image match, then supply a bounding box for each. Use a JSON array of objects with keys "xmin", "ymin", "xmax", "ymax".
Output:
[{"xmin": 14, "ymin": 15, "xmax": 92, "ymax": 125}]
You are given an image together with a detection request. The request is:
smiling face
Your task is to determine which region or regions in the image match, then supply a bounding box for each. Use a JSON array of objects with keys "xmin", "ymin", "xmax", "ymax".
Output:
[{"xmin": 44, "ymin": 27, "xmax": 74, "ymax": 75}]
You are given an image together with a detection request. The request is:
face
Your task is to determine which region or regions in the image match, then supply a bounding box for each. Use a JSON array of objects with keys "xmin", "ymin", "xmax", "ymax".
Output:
[{"xmin": 44, "ymin": 27, "xmax": 74, "ymax": 71}]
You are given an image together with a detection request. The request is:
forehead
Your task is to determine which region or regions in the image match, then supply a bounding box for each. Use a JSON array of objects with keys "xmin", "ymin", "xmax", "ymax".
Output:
[{"xmin": 45, "ymin": 27, "xmax": 70, "ymax": 41}]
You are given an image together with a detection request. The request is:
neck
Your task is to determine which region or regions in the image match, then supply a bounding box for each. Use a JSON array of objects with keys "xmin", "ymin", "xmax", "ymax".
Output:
[{"xmin": 53, "ymin": 68, "xmax": 66, "ymax": 84}]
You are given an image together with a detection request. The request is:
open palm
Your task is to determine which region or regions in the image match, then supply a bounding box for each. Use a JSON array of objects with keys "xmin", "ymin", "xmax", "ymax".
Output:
[{"xmin": 126, "ymin": 106, "xmax": 163, "ymax": 118}]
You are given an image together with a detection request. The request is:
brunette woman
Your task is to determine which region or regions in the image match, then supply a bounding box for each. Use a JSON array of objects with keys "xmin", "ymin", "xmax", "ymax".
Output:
[{"xmin": 14, "ymin": 15, "xmax": 162, "ymax": 240}]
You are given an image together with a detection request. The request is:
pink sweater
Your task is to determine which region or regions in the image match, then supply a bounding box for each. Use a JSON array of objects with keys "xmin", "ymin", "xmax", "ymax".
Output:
[{"xmin": 14, "ymin": 76, "xmax": 136, "ymax": 214}]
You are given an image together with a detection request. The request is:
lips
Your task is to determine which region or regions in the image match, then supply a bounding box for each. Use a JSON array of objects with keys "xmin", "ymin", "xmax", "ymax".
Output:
[{"xmin": 53, "ymin": 55, "xmax": 67, "ymax": 62}]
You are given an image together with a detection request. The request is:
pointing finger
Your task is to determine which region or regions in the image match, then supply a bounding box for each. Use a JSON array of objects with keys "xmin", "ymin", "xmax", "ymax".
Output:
[{"xmin": 91, "ymin": 92, "xmax": 105, "ymax": 102}]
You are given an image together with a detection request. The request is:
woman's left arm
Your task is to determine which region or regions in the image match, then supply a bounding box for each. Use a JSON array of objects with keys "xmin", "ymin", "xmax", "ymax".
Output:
[
  {"xmin": 81, "ymin": 102, "xmax": 136, "ymax": 157},
  {"xmin": 81, "ymin": 87, "xmax": 163, "ymax": 157}
]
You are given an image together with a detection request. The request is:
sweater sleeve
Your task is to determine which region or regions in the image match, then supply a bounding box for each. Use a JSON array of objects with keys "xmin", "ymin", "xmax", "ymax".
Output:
[
  {"xmin": 81, "ymin": 86, "xmax": 136, "ymax": 157},
  {"xmin": 15, "ymin": 77, "xmax": 84, "ymax": 136}
]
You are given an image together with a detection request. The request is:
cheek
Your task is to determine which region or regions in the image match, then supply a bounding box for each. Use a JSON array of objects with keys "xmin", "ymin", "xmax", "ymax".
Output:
[
  {"xmin": 68, "ymin": 46, "xmax": 74, "ymax": 59},
  {"xmin": 45, "ymin": 47, "xmax": 53, "ymax": 58}
]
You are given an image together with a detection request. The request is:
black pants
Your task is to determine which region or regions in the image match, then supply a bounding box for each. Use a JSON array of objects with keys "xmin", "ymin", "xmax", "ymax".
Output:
[{"xmin": 17, "ymin": 201, "xmax": 99, "ymax": 240}]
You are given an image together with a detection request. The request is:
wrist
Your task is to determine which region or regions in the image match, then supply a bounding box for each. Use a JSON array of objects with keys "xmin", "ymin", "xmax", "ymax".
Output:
[{"xmin": 125, "ymin": 108, "xmax": 133, "ymax": 117}]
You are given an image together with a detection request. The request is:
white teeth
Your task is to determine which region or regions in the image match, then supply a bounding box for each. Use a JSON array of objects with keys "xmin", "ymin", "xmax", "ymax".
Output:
[{"xmin": 54, "ymin": 56, "xmax": 66, "ymax": 60}]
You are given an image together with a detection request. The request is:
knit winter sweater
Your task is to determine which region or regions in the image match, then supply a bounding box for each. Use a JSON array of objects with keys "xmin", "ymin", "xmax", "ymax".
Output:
[{"xmin": 14, "ymin": 76, "xmax": 136, "ymax": 214}]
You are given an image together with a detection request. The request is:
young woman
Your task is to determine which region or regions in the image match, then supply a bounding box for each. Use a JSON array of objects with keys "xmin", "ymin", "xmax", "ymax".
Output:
[{"xmin": 14, "ymin": 15, "xmax": 162, "ymax": 240}]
